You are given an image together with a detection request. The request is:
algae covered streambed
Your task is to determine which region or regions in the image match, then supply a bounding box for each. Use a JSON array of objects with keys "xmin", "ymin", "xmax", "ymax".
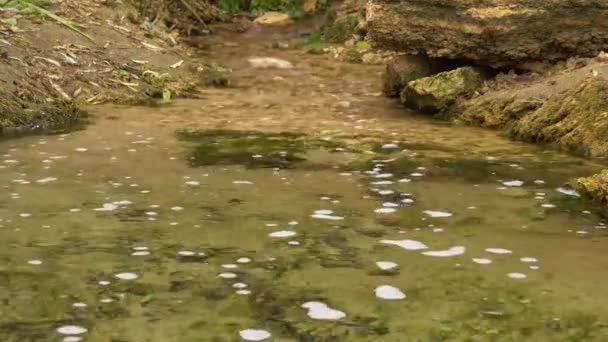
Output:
[{"xmin": 2, "ymin": 27, "xmax": 608, "ymax": 342}]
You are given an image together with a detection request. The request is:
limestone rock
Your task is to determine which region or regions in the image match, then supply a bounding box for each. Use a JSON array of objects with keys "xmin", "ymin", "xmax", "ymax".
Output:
[
  {"xmin": 254, "ymin": 12, "xmax": 293, "ymax": 26},
  {"xmin": 460, "ymin": 63, "xmax": 608, "ymax": 158},
  {"xmin": 400, "ymin": 67, "xmax": 483, "ymax": 114},
  {"xmin": 577, "ymin": 171, "xmax": 608, "ymax": 205},
  {"xmin": 382, "ymin": 55, "xmax": 433, "ymax": 97},
  {"xmin": 366, "ymin": 0, "xmax": 608, "ymax": 68}
]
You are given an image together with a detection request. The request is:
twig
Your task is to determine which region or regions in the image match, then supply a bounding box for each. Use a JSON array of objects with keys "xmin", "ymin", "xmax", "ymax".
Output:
[{"xmin": 178, "ymin": 0, "xmax": 210, "ymax": 32}]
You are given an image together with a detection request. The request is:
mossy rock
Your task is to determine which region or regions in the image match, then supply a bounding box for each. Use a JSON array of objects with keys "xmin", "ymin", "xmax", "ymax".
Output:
[
  {"xmin": 577, "ymin": 170, "xmax": 608, "ymax": 206},
  {"xmin": 400, "ymin": 66, "xmax": 483, "ymax": 116},
  {"xmin": 508, "ymin": 77, "xmax": 608, "ymax": 158}
]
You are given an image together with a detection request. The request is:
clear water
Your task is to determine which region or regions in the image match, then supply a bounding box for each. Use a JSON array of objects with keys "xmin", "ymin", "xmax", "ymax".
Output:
[{"xmin": 1, "ymin": 27, "xmax": 608, "ymax": 342}]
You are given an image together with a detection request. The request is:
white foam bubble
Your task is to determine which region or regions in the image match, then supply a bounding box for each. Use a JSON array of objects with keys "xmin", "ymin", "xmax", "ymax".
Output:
[
  {"xmin": 27, "ymin": 259, "xmax": 42, "ymax": 265},
  {"xmin": 382, "ymin": 143, "xmax": 399, "ymax": 149},
  {"xmin": 237, "ymin": 257, "xmax": 252, "ymax": 264},
  {"xmin": 57, "ymin": 325, "xmax": 87, "ymax": 335},
  {"xmin": 380, "ymin": 239, "xmax": 428, "ymax": 250},
  {"xmin": 472, "ymin": 258, "xmax": 492, "ymax": 265},
  {"xmin": 375, "ymin": 208, "xmax": 397, "ymax": 214},
  {"xmin": 269, "ymin": 230, "xmax": 296, "ymax": 238},
  {"xmin": 423, "ymin": 210, "xmax": 452, "ymax": 218},
  {"xmin": 502, "ymin": 180, "xmax": 524, "ymax": 187},
  {"xmin": 507, "ymin": 272, "xmax": 527, "ymax": 279},
  {"xmin": 311, "ymin": 214, "xmax": 344, "ymax": 220},
  {"xmin": 115, "ymin": 272, "xmax": 138, "ymax": 280},
  {"xmin": 520, "ymin": 257, "xmax": 538, "ymax": 263},
  {"xmin": 374, "ymin": 285, "xmax": 406, "ymax": 300},
  {"xmin": 485, "ymin": 248, "xmax": 512, "ymax": 255},
  {"xmin": 556, "ymin": 187, "xmax": 580, "ymax": 197},
  {"xmin": 376, "ymin": 261, "xmax": 398, "ymax": 270},
  {"xmin": 301, "ymin": 301, "xmax": 346, "ymax": 320},
  {"xmin": 239, "ymin": 329, "xmax": 271, "ymax": 341},
  {"xmin": 233, "ymin": 181, "xmax": 254, "ymax": 185},
  {"xmin": 422, "ymin": 246, "xmax": 466, "ymax": 257},
  {"xmin": 178, "ymin": 251, "xmax": 196, "ymax": 256},
  {"xmin": 314, "ymin": 209, "xmax": 333, "ymax": 215},
  {"xmin": 233, "ymin": 282, "xmax": 248, "ymax": 289},
  {"xmin": 36, "ymin": 177, "xmax": 57, "ymax": 184},
  {"xmin": 219, "ymin": 272, "xmax": 237, "ymax": 279},
  {"xmin": 222, "ymin": 264, "xmax": 238, "ymax": 269}
]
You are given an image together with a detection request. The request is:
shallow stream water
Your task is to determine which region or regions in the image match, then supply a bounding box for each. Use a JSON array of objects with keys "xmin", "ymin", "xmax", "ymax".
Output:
[{"xmin": 2, "ymin": 25, "xmax": 608, "ymax": 341}]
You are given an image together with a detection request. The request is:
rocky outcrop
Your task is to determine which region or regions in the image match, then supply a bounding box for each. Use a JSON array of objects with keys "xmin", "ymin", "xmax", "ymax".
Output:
[
  {"xmin": 577, "ymin": 171, "xmax": 608, "ymax": 205},
  {"xmin": 400, "ymin": 67, "xmax": 483, "ymax": 115},
  {"xmin": 461, "ymin": 61, "xmax": 608, "ymax": 158},
  {"xmin": 366, "ymin": 0, "xmax": 608, "ymax": 68}
]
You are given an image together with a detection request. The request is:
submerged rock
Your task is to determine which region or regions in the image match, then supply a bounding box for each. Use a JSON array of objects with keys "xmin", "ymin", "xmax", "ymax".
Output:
[
  {"xmin": 248, "ymin": 57, "xmax": 294, "ymax": 69},
  {"xmin": 400, "ymin": 67, "xmax": 483, "ymax": 115},
  {"xmin": 366, "ymin": 0, "xmax": 608, "ymax": 68}
]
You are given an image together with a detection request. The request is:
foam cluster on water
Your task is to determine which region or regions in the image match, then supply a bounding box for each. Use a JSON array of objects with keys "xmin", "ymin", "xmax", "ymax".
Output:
[{"xmin": 301, "ymin": 302, "xmax": 346, "ymax": 320}]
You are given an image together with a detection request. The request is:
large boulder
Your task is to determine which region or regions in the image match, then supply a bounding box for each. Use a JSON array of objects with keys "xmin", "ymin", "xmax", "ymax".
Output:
[
  {"xmin": 366, "ymin": 0, "xmax": 608, "ymax": 68},
  {"xmin": 400, "ymin": 67, "xmax": 483, "ymax": 114}
]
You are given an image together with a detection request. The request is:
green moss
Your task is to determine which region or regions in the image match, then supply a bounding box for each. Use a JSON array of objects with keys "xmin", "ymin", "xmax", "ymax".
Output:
[
  {"xmin": 321, "ymin": 15, "xmax": 358, "ymax": 42},
  {"xmin": 176, "ymin": 129, "xmax": 348, "ymax": 169},
  {"xmin": 0, "ymin": 101, "xmax": 87, "ymax": 136},
  {"xmin": 401, "ymin": 67, "xmax": 483, "ymax": 114}
]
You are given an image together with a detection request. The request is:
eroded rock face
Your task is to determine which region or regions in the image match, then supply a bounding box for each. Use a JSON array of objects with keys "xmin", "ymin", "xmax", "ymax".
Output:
[
  {"xmin": 366, "ymin": 0, "xmax": 608, "ymax": 67},
  {"xmin": 400, "ymin": 67, "xmax": 483, "ymax": 115},
  {"xmin": 462, "ymin": 67, "xmax": 608, "ymax": 158}
]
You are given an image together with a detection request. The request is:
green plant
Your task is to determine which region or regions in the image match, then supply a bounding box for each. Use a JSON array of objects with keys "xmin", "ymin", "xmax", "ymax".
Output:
[{"xmin": 6, "ymin": 0, "xmax": 93, "ymax": 41}]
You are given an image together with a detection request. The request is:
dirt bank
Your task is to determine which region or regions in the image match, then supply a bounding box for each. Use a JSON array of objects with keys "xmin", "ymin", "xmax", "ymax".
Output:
[{"xmin": 0, "ymin": 0, "xmax": 227, "ymax": 134}]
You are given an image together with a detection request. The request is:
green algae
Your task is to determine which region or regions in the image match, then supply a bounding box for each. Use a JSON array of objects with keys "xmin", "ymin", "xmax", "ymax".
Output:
[{"xmin": 176, "ymin": 129, "xmax": 351, "ymax": 169}]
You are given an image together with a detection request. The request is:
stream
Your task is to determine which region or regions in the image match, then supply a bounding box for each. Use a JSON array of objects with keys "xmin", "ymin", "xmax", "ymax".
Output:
[{"xmin": 2, "ymin": 25, "xmax": 608, "ymax": 341}]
